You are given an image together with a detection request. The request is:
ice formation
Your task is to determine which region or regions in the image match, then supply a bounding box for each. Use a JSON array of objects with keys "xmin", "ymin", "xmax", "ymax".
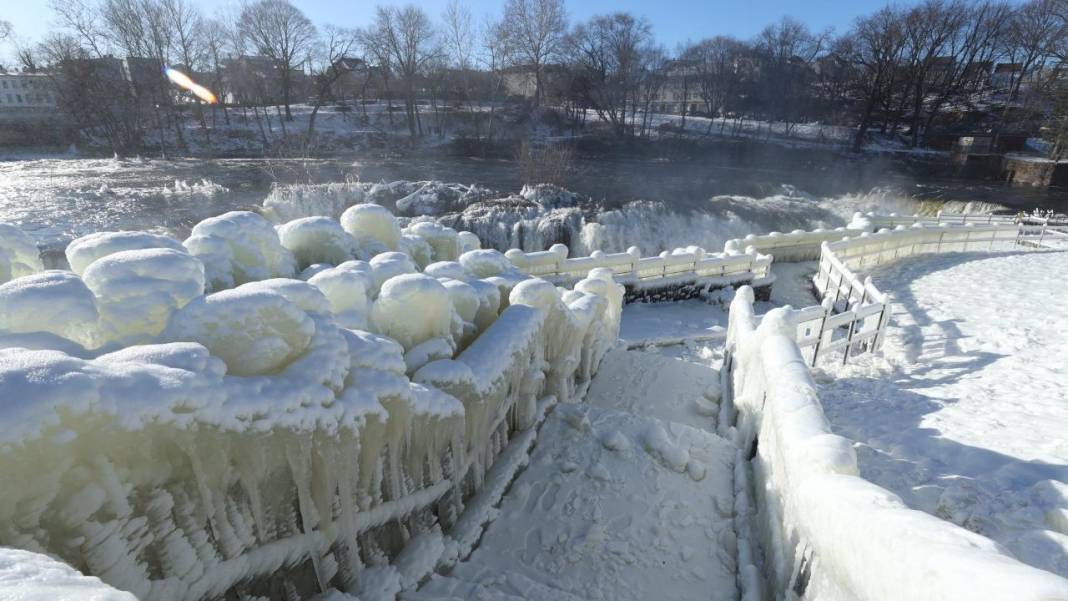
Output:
[
  {"xmin": 308, "ymin": 262, "xmax": 374, "ymax": 329},
  {"xmin": 83, "ymin": 248, "xmax": 205, "ymax": 345},
  {"xmin": 65, "ymin": 231, "xmax": 186, "ymax": 276},
  {"xmin": 182, "ymin": 211, "xmax": 297, "ymax": 291},
  {"xmin": 372, "ymin": 274, "xmax": 455, "ymax": 351},
  {"xmin": 277, "ymin": 216, "xmax": 358, "ymax": 268},
  {"xmin": 161, "ymin": 288, "xmax": 314, "ymax": 376},
  {"xmin": 0, "ymin": 271, "xmax": 98, "ymax": 347},
  {"xmin": 404, "ymin": 222, "xmax": 462, "ymax": 263},
  {"xmin": 0, "ymin": 223, "xmax": 44, "ymax": 284},
  {"xmin": 340, "ymin": 203, "xmax": 402, "ymax": 252}
]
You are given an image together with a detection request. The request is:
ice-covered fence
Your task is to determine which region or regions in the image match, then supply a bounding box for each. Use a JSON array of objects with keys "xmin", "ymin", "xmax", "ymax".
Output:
[
  {"xmin": 721, "ymin": 287, "xmax": 1068, "ymax": 601},
  {"xmin": 504, "ymin": 244, "xmax": 774, "ymax": 303},
  {"xmin": 801, "ymin": 223, "xmax": 1042, "ymax": 365},
  {"xmin": 860, "ymin": 210, "xmax": 1019, "ymax": 231},
  {"xmin": 721, "ymin": 227, "xmax": 860, "ymax": 263}
]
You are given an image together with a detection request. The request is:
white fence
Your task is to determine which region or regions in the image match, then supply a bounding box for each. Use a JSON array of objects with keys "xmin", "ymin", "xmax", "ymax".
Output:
[
  {"xmin": 721, "ymin": 286, "xmax": 1068, "ymax": 601},
  {"xmin": 505, "ymin": 244, "xmax": 773, "ymax": 290}
]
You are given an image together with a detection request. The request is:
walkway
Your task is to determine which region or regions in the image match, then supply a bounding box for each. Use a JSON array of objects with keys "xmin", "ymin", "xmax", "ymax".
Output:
[{"xmin": 409, "ymin": 340, "xmax": 740, "ymax": 601}]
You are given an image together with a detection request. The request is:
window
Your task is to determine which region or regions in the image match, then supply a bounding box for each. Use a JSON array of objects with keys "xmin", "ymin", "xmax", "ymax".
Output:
[
  {"xmin": 16, "ymin": 94, "xmax": 22, "ymax": 103},
  {"xmin": 1, "ymin": 81, "xmax": 7, "ymax": 89},
  {"xmin": 6, "ymin": 94, "xmax": 11, "ymax": 103}
]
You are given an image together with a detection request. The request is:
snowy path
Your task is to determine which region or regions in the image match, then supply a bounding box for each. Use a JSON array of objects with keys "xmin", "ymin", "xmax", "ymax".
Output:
[
  {"xmin": 818, "ymin": 250, "xmax": 1068, "ymax": 579},
  {"xmin": 411, "ymin": 336, "xmax": 739, "ymax": 600}
]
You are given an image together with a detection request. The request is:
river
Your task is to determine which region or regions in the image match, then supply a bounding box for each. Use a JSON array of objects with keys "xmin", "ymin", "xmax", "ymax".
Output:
[{"xmin": 1, "ymin": 148, "xmax": 1063, "ymax": 252}]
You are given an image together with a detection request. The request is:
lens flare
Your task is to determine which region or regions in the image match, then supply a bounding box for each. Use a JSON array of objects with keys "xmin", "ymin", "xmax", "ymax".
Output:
[{"xmin": 164, "ymin": 67, "xmax": 217, "ymax": 104}]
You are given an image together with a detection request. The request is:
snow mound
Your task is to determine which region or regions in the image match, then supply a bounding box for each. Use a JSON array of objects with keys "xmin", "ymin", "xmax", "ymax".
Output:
[
  {"xmin": 83, "ymin": 248, "xmax": 205, "ymax": 344},
  {"xmin": 372, "ymin": 274, "xmax": 454, "ymax": 351},
  {"xmin": 162, "ymin": 288, "xmax": 314, "ymax": 376},
  {"xmin": 0, "ymin": 223, "xmax": 43, "ymax": 284},
  {"xmin": 340, "ymin": 203, "xmax": 402, "ymax": 252},
  {"xmin": 183, "ymin": 210, "xmax": 297, "ymax": 291},
  {"xmin": 400, "ymin": 234, "xmax": 433, "ymax": 268},
  {"xmin": 65, "ymin": 230, "xmax": 185, "ymax": 276},
  {"xmin": 277, "ymin": 216, "xmax": 357, "ymax": 268},
  {"xmin": 0, "ymin": 271, "xmax": 98, "ymax": 347}
]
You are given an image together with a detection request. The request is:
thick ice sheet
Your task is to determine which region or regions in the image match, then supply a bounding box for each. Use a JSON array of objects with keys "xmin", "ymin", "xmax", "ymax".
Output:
[
  {"xmin": 409, "ymin": 403, "xmax": 738, "ymax": 601},
  {"xmin": 819, "ymin": 250, "xmax": 1068, "ymax": 578}
]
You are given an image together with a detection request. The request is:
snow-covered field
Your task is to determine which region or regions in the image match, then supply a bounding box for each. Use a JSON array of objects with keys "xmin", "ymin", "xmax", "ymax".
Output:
[{"xmin": 818, "ymin": 249, "xmax": 1068, "ymax": 578}]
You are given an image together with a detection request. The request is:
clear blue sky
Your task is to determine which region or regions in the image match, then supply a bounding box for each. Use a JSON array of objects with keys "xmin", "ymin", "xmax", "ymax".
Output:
[{"xmin": 0, "ymin": 0, "xmax": 999, "ymax": 54}]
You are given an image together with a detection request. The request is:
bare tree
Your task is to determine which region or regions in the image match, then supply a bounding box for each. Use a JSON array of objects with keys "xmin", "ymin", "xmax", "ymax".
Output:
[
  {"xmin": 498, "ymin": 0, "xmax": 567, "ymax": 107},
  {"xmin": 443, "ymin": 0, "xmax": 476, "ymax": 110},
  {"xmin": 370, "ymin": 4, "xmax": 439, "ymax": 140},
  {"xmin": 567, "ymin": 12, "xmax": 653, "ymax": 137},
  {"xmin": 845, "ymin": 8, "xmax": 908, "ymax": 151},
  {"xmin": 237, "ymin": 0, "xmax": 316, "ymax": 121},
  {"xmin": 306, "ymin": 26, "xmax": 358, "ymax": 134},
  {"xmin": 0, "ymin": 20, "xmax": 12, "ymax": 42},
  {"xmin": 682, "ymin": 37, "xmax": 747, "ymax": 132}
]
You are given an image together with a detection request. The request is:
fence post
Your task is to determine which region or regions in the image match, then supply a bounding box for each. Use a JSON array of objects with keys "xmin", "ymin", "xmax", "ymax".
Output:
[
  {"xmin": 936, "ymin": 231, "xmax": 945, "ymax": 253},
  {"xmin": 811, "ymin": 297, "xmax": 834, "ymax": 366},
  {"xmin": 1040, "ymin": 221, "xmax": 1047, "ymax": 247},
  {"xmin": 842, "ymin": 303, "xmax": 859, "ymax": 366}
]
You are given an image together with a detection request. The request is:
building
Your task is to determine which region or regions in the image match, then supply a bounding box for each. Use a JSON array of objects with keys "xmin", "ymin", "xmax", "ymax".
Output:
[
  {"xmin": 221, "ymin": 56, "xmax": 309, "ymax": 106},
  {"xmin": 0, "ymin": 72, "xmax": 57, "ymax": 111},
  {"xmin": 654, "ymin": 59, "xmax": 704, "ymax": 115}
]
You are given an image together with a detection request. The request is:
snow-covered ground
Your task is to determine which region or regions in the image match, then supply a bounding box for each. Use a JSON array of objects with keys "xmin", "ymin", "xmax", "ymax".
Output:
[
  {"xmin": 411, "ymin": 343, "xmax": 738, "ymax": 601},
  {"xmin": 817, "ymin": 249, "xmax": 1068, "ymax": 578}
]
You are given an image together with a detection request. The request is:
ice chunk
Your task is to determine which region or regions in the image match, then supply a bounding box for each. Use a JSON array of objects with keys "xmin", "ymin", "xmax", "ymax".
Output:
[
  {"xmin": 0, "ymin": 271, "xmax": 98, "ymax": 347},
  {"xmin": 65, "ymin": 230, "xmax": 184, "ymax": 276},
  {"xmin": 162, "ymin": 288, "xmax": 314, "ymax": 375},
  {"xmin": 277, "ymin": 216, "xmax": 358, "ymax": 268},
  {"xmin": 183, "ymin": 211, "xmax": 297, "ymax": 290},
  {"xmin": 340, "ymin": 203, "xmax": 402, "ymax": 251},
  {"xmin": 0, "ymin": 223, "xmax": 43, "ymax": 283},
  {"xmin": 83, "ymin": 248, "xmax": 205, "ymax": 344},
  {"xmin": 372, "ymin": 274, "xmax": 454, "ymax": 350}
]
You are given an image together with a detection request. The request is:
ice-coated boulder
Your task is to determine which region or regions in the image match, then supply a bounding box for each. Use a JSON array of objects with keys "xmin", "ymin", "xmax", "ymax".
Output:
[
  {"xmin": 0, "ymin": 223, "xmax": 43, "ymax": 284},
  {"xmin": 340, "ymin": 203, "xmax": 402, "ymax": 251},
  {"xmin": 83, "ymin": 248, "xmax": 205, "ymax": 344},
  {"xmin": 0, "ymin": 271, "xmax": 98, "ymax": 347},
  {"xmin": 371, "ymin": 273, "xmax": 453, "ymax": 350},
  {"xmin": 236, "ymin": 278, "xmax": 332, "ymax": 315},
  {"xmin": 424, "ymin": 261, "xmax": 467, "ymax": 280},
  {"xmin": 183, "ymin": 211, "xmax": 297, "ymax": 291},
  {"xmin": 369, "ymin": 251, "xmax": 417, "ymax": 291},
  {"xmin": 404, "ymin": 221, "xmax": 462, "ymax": 262},
  {"xmin": 162, "ymin": 288, "xmax": 314, "ymax": 376},
  {"xmin": 65, "ymin": 230, "xmax": 184, "ymax": 276},
  {"xmin": 277, "ymin": 216, "xmax": 357, "ymax": 268},
  {"xmin": 460, "ymin": 249, "xmax": 512, "ymax": 279},
  {"xmin": 308, "ymin": 262, "xmax": 374, "ymax": 329}
]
